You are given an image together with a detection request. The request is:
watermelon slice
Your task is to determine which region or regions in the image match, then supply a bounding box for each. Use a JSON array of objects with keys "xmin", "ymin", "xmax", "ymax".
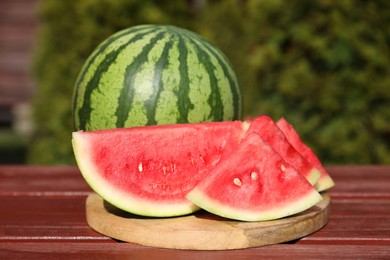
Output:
[
  {"xmin": 72, "ymin": 121, "xmax": 245, "ymax": 217},
  {"xmin": 245, "ymin": 116, "xmax": 321, "ymax": 186},
  {"xmin": 186, "ymin": 132, "xmax": 322, "ymax": 222},
  {"xmin": 276, "ymin": 117, "xmax": 335, "ymax": 191}
]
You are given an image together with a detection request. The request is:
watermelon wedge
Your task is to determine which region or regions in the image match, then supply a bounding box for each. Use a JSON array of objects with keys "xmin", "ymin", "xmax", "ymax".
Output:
[
  {"xmin": 245, "ymin": 116, "xmax": 321, "ymax": 186},
  {"xmin": 72, "ymin": 121, "xmax": 245, "ymax": 217},
  {"xmin": 186, "ymin": 132, "xmax": 322, "ymax": 222},
  {"xmin": 276, "ymin": 117, "xmax": 335, "ymax": 191}
]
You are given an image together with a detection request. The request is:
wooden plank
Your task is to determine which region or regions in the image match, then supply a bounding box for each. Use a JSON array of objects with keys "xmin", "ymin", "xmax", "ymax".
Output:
[
  {"xmin": 0, "ymin": 0, "xmax": 38, "ymax": 24},
  {"xmin": 304, "ymin": 216, "xmax": 390, "ymax": 241},
  {"xmin": 0, "ymin": 0, "xmax": 38, "ymax": 105},
  {"xmin": 0, "ymin": 51, "xmax": 32, "ymax": 71},
  {"xmin": 300, "ymin": 214, "xmax": 390, "ymax": 245},
  {"xmin": 1, "ymin": 194, "xmax": 389, "ymax": 245},
  {"xmin": 1, "ymin": 197, "xmax": 88, "ymax": 226},
  {"xmin": 330, "ymin": 197, "xmax": 390, "ymax": 216},
  {"xmin": 1, "ymin": 243, "xmax": 390, "ymax": 259},
  {"xmin": 0, "ymin": 165, "xmax": 79, "ymax": 177},
  {"xmin": 0, "ymin": 24, "xmax": 37, "ymax": 49},
  {"xmin": 0, "ymin": 196, "xmax": 110, "ymax": 242},
  {"xmin": 1, "ymin": 166, "xmax": 389, "ymax": 245},
  {"xmin": 328, "ymin": 165, "xmax": 390, "ymax": 197},
  {"xmin": 1, "ymin": 165, "xmax": 390, "ymax": 258},
  {"xmin": 0, "ymin": 166, "xmax": 91, "ymax": 196}
]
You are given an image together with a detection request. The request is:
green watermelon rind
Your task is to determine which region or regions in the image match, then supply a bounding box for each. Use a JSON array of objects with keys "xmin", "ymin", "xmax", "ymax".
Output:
[
  {"xmin": 187, "ymin": 188, "xmax": 322, "ymax": 222},
  {"xmin": 72, "ymin": 24, "xmax": 242, "ymax": 131},
  {"xmin": 72, "ymin": 131, "xmax": 200, "ymax": 217}
]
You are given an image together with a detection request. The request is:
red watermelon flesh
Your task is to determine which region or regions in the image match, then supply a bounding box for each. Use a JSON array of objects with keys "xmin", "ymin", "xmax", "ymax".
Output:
[
  {"xmin": 276, "ymin": 117, "xmax": 335, "ymax": 191},
  {"xmin": 186, "ymin": 132, "xmax": 322, "ymax": 221},
  {"xmin": 245, "ymin": 116, "xmax": 321, "ymax": 186},
  {"xmin": 72, "ymin": 121, "xmax": 245, "ymax": 217}
]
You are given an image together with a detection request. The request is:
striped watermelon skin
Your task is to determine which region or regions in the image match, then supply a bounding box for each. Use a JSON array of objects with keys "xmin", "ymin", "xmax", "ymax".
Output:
[{"xmin": 73, "ymin": 24, "xmax": 242, "ymax": 131}]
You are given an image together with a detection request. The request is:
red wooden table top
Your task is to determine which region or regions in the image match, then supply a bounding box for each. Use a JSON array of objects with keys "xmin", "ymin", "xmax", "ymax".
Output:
[{"xmin": 1, "ymin": 165, "xmax": 390, "ymax": 259}]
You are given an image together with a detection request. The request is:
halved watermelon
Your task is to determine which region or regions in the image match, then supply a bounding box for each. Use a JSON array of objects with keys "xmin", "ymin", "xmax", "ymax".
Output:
[
  {"xmin": 72, "ymin": 121, "xmax": 245, "ymax": 217},
  {"xmin": 276, "ymin": 117, "xmax": 335, "ymax": 191},
  {"xmin": 186, "ymin": 132, "xmax": 322, "ymax": 222},
  {"xmin": 245, "ymin": 116, "xmax": 321, "ymax": 186}
]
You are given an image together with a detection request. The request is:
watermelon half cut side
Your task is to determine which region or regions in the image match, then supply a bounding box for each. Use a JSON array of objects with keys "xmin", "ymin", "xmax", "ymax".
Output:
[
  {"xmin": 72, "ymin": 121, "xmax": 245, "ymax": 217},
  {"xmin": 245, "ymin": 116, "xmax": 321, "ymax": 186},
  {"xmin": 187, "ymin": 133, "xmax": 322, "ymax": 222},
  {"xmin": 276, "ymin": 118, "xmax": 335, "ymax": 192}
]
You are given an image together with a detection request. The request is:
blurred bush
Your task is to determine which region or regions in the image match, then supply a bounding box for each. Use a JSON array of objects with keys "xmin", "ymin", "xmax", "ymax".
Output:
[
  {"xmin": 0, "ymin": 130, "xmax": 27, "ymax": 164},
  {"xmin": 28, "ymin": 0, "xmax": 390, "ymax": 164}
]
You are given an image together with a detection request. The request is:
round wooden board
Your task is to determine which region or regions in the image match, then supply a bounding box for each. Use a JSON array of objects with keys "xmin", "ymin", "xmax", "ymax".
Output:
[{"xmin": 86, "ymin": 193, "xmax": 330, "ymax": 250}]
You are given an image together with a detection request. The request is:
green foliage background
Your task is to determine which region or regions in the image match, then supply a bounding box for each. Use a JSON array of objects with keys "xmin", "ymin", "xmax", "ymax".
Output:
[{"xmin": 28, "ymin": 0, "xmax": 390, "ymax": 165}]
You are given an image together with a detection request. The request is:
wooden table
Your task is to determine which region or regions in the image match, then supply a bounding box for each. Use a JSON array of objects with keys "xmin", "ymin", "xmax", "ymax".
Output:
[{"xmin": 1, "ymin": 165, "xmax": 389, "ymax": 259}]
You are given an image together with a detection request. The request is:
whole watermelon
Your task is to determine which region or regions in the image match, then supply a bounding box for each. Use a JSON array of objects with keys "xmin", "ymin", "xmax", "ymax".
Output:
[{"xmin": 72, "ymin": 24, "xmax": 242, "ymax": 131}]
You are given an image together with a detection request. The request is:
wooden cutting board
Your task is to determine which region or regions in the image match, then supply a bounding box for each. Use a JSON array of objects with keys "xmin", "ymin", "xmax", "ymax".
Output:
[{"xmin": 86, "ymin": 193, "xmax": 330, "ymax": 250}]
